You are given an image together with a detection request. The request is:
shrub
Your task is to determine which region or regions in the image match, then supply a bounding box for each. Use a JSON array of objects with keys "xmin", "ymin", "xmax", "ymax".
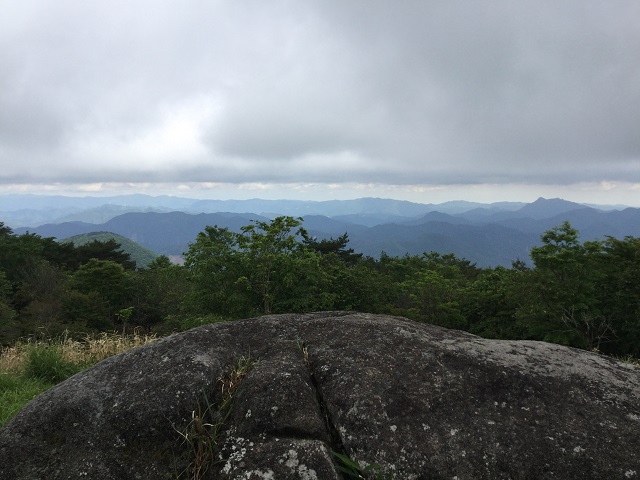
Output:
[{"xmin": 24, "ymin": 345, "xmax": 83, "ymax": 383}]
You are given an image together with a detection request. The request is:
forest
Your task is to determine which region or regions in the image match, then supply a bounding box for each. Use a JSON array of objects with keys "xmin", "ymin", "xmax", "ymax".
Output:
[{"xmin": 0, "ymin": 216, "xmax": 639, "ymax": 358}]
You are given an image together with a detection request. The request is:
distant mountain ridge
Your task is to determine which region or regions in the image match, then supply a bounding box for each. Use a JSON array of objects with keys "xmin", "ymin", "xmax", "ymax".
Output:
[
  {"xmin": 2, "ymin": 194, "xmax": 531, "ymax": 228},
  {"xmin": 7, "ymin": 196, "xmax": 639, "ymax": 268}
]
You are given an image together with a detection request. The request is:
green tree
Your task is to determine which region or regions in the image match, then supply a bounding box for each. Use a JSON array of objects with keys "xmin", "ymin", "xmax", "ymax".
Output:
[
  {"xmin": 184, "ymin": 226, "xmax": 247, "ymax": 316},
  {"xmin": 69, "ymin": 259, "xmax": 134, "ymax": 330},
  {"xmin": 465, "ymin": 266, "xmax": 530, "ymax": 340},
  {"xmin": 236, "ymin": 216, "xmax": 310, "ymax": 314},
  {"xmin": 303, "ymin": 232, "xmax": 363, "ymax": 265},
  {"xmin": 62, "ymin": 290, "xmax": 111, "ymax": 331},
  {"xmin": 0, "ymin": 228, "xmax": 49, "ymax": 284},
  {"xmin": 596, "ymin": 236, "xmax": 640, "ymax": 355},
  {"xmin": 315, "ymin": 253, "xmax": 385, "ymax": 312},
  {"xmin": 525, "ymin": 221, "xmax": 609, "ymax": 349},
  {"xmin": 185, "ymin": 217, "xmax": 332, "ymax": 316},
  {"xmin": 376, "ymin": 252, "xmax": 476, "ymax": 329},
  {"xmin": 0, "ymin": 270, "xmax": 18, "ymax": 344},
  {"xmin": 397, "ymin": 269, "xmax": 466, "ymax": 328},
  {"xmin": 133, "ymin": 256, "xmax": 192, "ymax": 330},
  {"xmin": 12, "ymin": 258, "xmax": 68, "ymax": 337},
  {"xmin": 66, "ymin": 239, "xmax": 136, "ymax": 270}
]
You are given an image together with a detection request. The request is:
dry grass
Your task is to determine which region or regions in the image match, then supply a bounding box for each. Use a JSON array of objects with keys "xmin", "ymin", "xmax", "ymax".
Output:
[
  {"xmin": 0, "ymin": 331, "xmax": 157, "ymax": 428},
  {"xmin": 219, "ymin": 354, "xmax": 254, "ymax": 406},
  {"xmin": 620, "ymin": 355, "xmax": 640, "ymax": 367},
  {"xmin": 0, "ymin": 331, "xmax": 157, "ymax": 376}
]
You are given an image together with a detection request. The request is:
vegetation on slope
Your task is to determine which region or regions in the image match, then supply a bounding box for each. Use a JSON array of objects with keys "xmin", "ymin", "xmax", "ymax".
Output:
[
  {"xmin": 62, "ymin": 231, "xmax": 158, "ymax": 268},
  {"xmin": 0, "ymin": 332, "xmax": 156, "ymax": 427}
]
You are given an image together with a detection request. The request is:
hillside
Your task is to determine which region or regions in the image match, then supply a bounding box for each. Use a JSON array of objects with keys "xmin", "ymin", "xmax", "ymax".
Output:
[{"xmin": 62, "ymin": 231, "xmax": 158, "ymax": 268}]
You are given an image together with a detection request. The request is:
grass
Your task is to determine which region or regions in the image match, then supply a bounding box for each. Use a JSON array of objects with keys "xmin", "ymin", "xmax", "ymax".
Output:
[
  {"xmin": 0, "ymin": 374, "xmax": 53, "ymax": 427},
  {"xmin": 619, "ymin": 354, "xmax": 640, "ymax": 367},
  {"xmin": 332, "ymin": 451, "xmax": 391, "ymax": 479},
  {"xmin": 176, "ymin": 394, "xmax": 218, "ymax": 480},
  {"xmin": 175, "ymin": 354, "xmax": 255, "ymax": 480},
  {"xmin": 0, "ymin": 331, "xmax": 157, "ymax": 428}
]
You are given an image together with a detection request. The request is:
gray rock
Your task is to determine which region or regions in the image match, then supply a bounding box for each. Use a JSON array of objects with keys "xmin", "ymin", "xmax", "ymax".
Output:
[{"xmin": 1, "ymin": 312, "xmax": 639, "ymax": 479}]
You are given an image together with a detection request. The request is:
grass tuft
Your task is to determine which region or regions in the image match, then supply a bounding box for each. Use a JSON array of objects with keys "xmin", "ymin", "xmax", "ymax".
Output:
[
  {"xmin": 175, "ymin": 354, "xmax": 255, "ymax": 480},
  {"xmin": 24, "ymin": 346, "xmax": 83, "ymax": 383},
  {"xmin": 332, "ymin": 450, "xmax": 391, "ymax": 480},
  {"xmin": 619, "ymin": 354, "xmax": 640, "ymax": 367}
]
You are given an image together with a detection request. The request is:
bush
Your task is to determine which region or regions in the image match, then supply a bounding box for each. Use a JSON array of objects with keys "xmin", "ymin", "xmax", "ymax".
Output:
[{"xmin": 24, "ymin": 346, "xmax": 83, "ymax": 383}]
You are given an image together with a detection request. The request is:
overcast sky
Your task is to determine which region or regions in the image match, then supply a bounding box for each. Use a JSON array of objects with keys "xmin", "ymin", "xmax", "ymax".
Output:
[{"xmin": 1, "ymin": 1, "xmax": 639, "ymax": 205}]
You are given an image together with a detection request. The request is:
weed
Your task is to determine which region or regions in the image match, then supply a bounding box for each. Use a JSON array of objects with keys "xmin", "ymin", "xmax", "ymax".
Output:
[
  {"xmin": 219, "ymin": 353, "xmax": 253, "ymax": 412},
  {"xmin": 175, "ymin": 394, "xmax": 219, "ymax": 480},
  {"xmin": 24, "ymin": 346, "xmax": 83, "ymax": 383},
  {"xmin": 332, "ymin": 450, "xmax": 391, "ymax": 480},
  {"xmin": 297, "ymin": 340, "xmax": 310, "ymax": 365},
  {"xmin": 618, "ymin": 354, "xmax": 640, "ymax": 367},
  {"xmin": 175, "ymin": 354, "xmax": 255, "ymax": 480}
]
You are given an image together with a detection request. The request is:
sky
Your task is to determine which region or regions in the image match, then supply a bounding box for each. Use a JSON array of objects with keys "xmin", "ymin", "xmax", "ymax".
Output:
[{"xmin": 1, "ymin": 1, "xmax": 639, "ymax": 206}]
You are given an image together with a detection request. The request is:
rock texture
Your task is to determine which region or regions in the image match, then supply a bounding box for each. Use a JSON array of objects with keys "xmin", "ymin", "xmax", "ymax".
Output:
[{"xmin": 1, "ymin": 312, "xmax": 639, "ymax": 479}]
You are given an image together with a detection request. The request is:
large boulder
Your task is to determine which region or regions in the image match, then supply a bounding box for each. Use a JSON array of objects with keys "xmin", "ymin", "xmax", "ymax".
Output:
[{"xmin": 1, "ymin": 312, "xmax": 639, "ymax": 479}]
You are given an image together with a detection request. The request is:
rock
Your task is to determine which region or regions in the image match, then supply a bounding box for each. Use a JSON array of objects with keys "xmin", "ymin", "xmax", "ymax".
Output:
[{"xmin": 1, "ymin": 312, "xmax": 639, "ymax": 479}]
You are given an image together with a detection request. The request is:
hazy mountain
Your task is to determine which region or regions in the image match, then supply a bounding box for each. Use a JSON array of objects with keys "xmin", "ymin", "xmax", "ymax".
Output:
[
  {"xmin": 18, "ymin": 221, "xmax": 97, "ymax": 238},
  {"xmin": 346, "ymin": 221, "xmax": 534, "ymax": 267},
  {"xmin": 458, "ymin": 198, "xmax": 595, "ymax": 224},
  {"xmin": 0, "ymin": 208, "xmax": 83, "ymax": 228},
  {"xmin": 52, "ymin": 205, "xmax": 172, "ymax": 225},
  {"xmin": 0, "ymin": 194, "xmax": 196, "ymax": 211},
  {"xmin": 2, "ymin": 194, "xmax": 530, "ymax": 228},
  {"xmin": 188, "ymin": 197, "xmax": 443, "ymax": 217},
  {"xmin": 98, "ymin": 211, "xmax": 266, "ymax": 254},
  {"xmin": 402, "ymin": 211, "xmax": 471, "ymax": 226},
  {"xmin": 299, "ymin": 215, "xmax": 369, "ymax": 238},
  {"xmin": 512, "ymin": 197, "xmax": 589, "ymax": 220},
  {"xmin": 0, "ymin": 195, "xmax": 193, "ymax": 227},
  {"xmin": 6, "ymin": 196, "xmax": 639, "ymax": 268},
  {"xmin": 15, "ymin": 212, "xmax": 267, "ymax": 256}
]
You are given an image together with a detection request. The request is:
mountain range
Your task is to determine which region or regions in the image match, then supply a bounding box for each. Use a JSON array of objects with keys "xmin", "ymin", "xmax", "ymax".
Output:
[{"xmin": 4, "ymin": 195, "xmax": 639, "ymax": 268}]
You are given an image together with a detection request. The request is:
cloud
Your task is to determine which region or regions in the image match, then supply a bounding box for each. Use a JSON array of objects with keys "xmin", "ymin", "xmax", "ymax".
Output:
[{"xmin": 0, "ymin": 0, "xmax": 639, "ymax": 189}]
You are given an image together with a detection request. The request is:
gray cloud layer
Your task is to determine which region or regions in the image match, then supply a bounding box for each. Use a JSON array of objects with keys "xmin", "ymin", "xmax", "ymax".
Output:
[{"xmin": 1, "ymin": 0, "xmax": 639, "ymax": 187}]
